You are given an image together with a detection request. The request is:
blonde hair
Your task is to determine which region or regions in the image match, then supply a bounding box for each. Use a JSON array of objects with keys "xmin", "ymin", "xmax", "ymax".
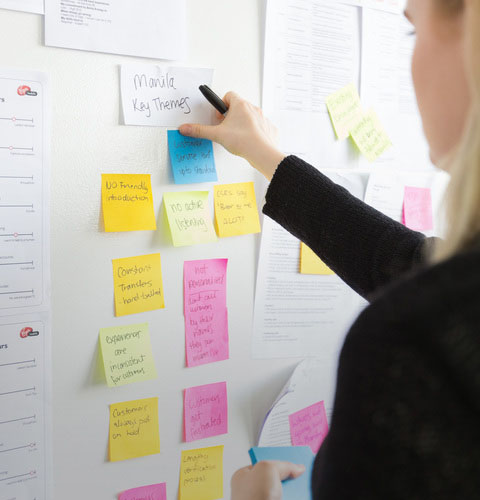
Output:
[{"xmin": 434, "ymin": 0, "xmax": 480, "ymax": 261}]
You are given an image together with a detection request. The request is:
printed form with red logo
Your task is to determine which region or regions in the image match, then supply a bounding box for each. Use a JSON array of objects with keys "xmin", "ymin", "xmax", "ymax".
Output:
[{"xmin": 0, "ymin": 67, "xmax": 52, "ymax": 500}]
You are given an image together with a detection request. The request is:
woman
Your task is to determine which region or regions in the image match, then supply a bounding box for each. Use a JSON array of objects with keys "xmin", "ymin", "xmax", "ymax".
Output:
[{"xmin": 180, "ymin": 0, "xmax": 480, "ymax": 498}]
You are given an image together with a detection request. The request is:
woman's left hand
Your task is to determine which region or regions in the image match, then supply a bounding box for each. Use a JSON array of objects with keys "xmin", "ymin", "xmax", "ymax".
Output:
[{"xmin": 231, "ymin": 460, "xmax": 306, "ymax": 500}]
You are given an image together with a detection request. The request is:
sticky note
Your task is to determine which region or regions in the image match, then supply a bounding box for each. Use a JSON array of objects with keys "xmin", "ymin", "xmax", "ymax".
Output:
[
  {"xmin": 403, "ymin": 186, "xmax": 434, "ymax": 231},
  {"xmin": 168, "ymin": 130, "xmax": 218, "ymax": 184},
  {"xmin": 119, "ymin": 483, "xmax": 167, "ymax": 500},
  {"xmin": 99, "ymin": 323, "xmax": 157, "ymax": 387},
  {"xmin": 249, "ymin": 446, "xmax": 314, "ymax": 500},
  {"xmin": 179, "ymin": 445, "xmax": 224, "ymax": 500},
  {"xmin": 112, "ymin": 253, "xmax": 165, "ymax": 317},
  {"xmin": 326, "ymin": 83, "xmax": 363, "ymax": 140},
  {"xmin": 109, "ymin": 397, "xmax": 160, "ymax": 462},
  {"xmin": 183, "ymin": 259, "xmax": 229, "ymax": 367},
  {"xmin": 213, "ymin": 182, "xmax": 261, "ymax": 238},
  {"xmin": 300, "ymin": 243, "xmax": 334, "ymax": 275},
  {"xmin": 289, "ymin": 401, "xmax": 329, "ymax": 454},
  {"xmin": 184, "ymin": 382, "xmax": 228, "ymax": 442},
  {"xmin": 163, "ymin": 191, "xmax": 217, "ymax": 247},
  {"xmin": 102, "ymin": 174, "xmax": 157, "ymax": 232},
  {"xmin": 349, "ymin": 109, "xmax": 392, "ymax": 162}
]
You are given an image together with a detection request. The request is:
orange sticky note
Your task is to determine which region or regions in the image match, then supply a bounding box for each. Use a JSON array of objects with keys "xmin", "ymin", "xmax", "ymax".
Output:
[
  {"xmin": 112, "ymin": 253, "xmax": 165, "ymax": 316},
  {"xmin": 102, "ymin": 174, "xmax": 156, "ymax": 232},
  {"xmin": 300, "ymin": 243, "xmax": 334, "ymax": 275},
  {"xmin": 214, "ymin": 182, "xmax": 261, "ymax": 237},
  {"xmin": 109, "ymin": 397, "xmax": 160, "ymax": 462}
]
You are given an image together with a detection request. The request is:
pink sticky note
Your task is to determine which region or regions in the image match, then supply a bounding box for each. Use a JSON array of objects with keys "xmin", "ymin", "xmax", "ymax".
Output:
[
  {"xmin": 403, "ymin": 186, "xmax": 434, "ymax": 231},
  {"xmin": 185, "ymin": 307, "xmax": 229, "ymax": 367},
  {"xmin": 119, "ymin": 483, "xmax": 166, "ymax": 500},
  {"xmin": 184, "ymin": 259, "xmax": 228, "ymax": 315},
  {"xmin": 184, "ymin": 381, "xmax": 228, "ymax": 442},
  {"xmin": 289, "ymin": 401, "xmax": 329, "ymax": 454}
]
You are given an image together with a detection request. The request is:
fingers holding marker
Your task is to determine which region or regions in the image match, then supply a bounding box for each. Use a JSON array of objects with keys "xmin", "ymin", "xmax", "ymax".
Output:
[{"xmin": 179, "ymin": 123, "xmax": 218, "ymax": 141}]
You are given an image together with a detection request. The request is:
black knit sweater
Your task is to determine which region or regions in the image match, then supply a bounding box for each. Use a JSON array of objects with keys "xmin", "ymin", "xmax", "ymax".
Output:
[{"xmin": 263, "ymin": 156, "xmax": 480, "ymax": 500}]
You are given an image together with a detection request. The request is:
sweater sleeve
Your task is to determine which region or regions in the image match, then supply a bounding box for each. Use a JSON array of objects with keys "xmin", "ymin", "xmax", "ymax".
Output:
[{"xmin": 263, "ymin": 155, "xmax": 435, "ymax": 300}]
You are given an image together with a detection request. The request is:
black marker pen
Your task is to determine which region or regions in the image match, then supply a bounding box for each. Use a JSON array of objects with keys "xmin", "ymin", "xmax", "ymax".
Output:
[{"xmin": 199, "ymin": 85, "xmax": 229, "ymax": 115}]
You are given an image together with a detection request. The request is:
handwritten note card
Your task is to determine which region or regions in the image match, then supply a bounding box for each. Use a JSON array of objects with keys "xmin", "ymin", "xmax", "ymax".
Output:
[
  {"xmin": 168, "ymin": 131, "xmax": 217, "ymax": 184},
  {"xmin": 109, "ymin": 397, "xmax": 160, "ymax": 462},
  {"xmin": 163, "ymin": 191, "xmax": 217, "ymax": 247},
  {"xmin": 179, "ymin": 445, "xmax": 224, "ymax": 500},
  {"xmin": 326, "ymin": 83, "xmax": 362, "ymax": 140},
  {"xmin": 119, "ymin": 483, "xmax": 167, "ymax": 500},
  {"xmin": 300, "ymin": 243, "xmax": 334, "ymax": 275},
  {"xmin": 289, "ymin": 401, "xmax": 329, "ymax": 454},
  {"xmin": 121, "ymin": 65, "xmax": 214, "ymax": 127},
  {"xmin": 403, "ymin": 186, "xmax": 434, "ymax": 231},
  {"xmin": 184, "ymin": 382, "xmax": 228, "ymax": 442},
  {"xmin": 214, "ymin": 182, "xmax": 261, "ymax": 237},
  {"xmin": 112, "ymin": 254, "xmax": 165, "ymax": 317},
  {"xmin": 101, "ymin": 174, "xmax": 156, "ymax": 232},
  {"xmin": 184, "ymin": 259, "xmax": 229, "ymax": 367},
  {"xmin": 99, "ymin": 323, "xmax": 157, "ymax": 387},
  {"xmin": 349, "ymin": 109, "xmax": 392, "ymax": 162}
]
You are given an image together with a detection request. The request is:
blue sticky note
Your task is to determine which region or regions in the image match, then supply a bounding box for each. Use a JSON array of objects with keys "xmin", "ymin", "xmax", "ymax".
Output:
[
  {"xmin": 167, "ymin": 130, "xmax": 218, "ymax": 184},
  {"xmin": 249, "ymin": 446, "xmax": 314, "ymax": 500}
]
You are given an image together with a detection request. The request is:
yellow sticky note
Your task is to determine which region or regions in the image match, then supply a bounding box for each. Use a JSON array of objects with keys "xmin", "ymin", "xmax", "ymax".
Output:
[
  {"xmin": 179, "ymin": 445, "xmax": 224, "ymax": 500},
  {"xmin": 349, "ymin": 109, "xmax": 392, "ymax": 162},
  {"xmin": 109, "ymin": 397, "xmax": 160, "ymax": 462},
  {"xmin": 102, "ymin": 174, "xmax": 157, "ymax": 232},
  {"xmin": 112, "ymin": 253, "xmax": 165, "ymax": 317},
  {"xmin": 214, "ymin": 182, "xmax": 261, "ymax": 238},
  {"xmin": 300, "ymin": 243, "xmax": 334, "ymax": 275},
  {"xmin": 99, "ymin": 323, "xmax": 157, "ymax": 387},
  {"xmin": 163, "ymin": 191, "xmax": 217, "ymax": 247},
  {"xmin": 326, "ymin": 83, "xmax": 363, "ymax": 140}
]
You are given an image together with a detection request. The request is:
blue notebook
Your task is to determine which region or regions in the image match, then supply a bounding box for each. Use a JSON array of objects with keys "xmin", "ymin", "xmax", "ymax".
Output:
[{"xmin": 248, "ymin": 446, "xmax": 314, "ymax": 500}]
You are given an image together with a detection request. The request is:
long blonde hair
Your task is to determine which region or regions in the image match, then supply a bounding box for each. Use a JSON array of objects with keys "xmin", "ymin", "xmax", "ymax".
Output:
[{"xmin": 435, "ymin": 0, "xmax": 480, "ymax": 260}]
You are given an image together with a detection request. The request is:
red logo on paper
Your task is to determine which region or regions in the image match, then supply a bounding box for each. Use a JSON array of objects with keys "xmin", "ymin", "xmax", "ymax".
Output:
[
  {"xmin": 20, "ymin": 327, "xmax": 33, "ymax": 338},
  {"xmin": 17, "ymin": 85, "xmax": 31, "ymax": 96}
]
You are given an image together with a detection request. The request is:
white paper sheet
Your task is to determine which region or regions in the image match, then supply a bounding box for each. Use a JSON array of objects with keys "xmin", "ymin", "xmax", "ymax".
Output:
[
  {"xmin": 0, "ymin": 0, "xmax": 44, "ymax": 14},
  {"xmin": 0, "ymin": 67, "xmax": 51, "ymax": 500},
  {"xmin": 252, "ymin": 173, "xmax": 368, "ymax": 359},
  {"xmin": 364, "ymin": 170, "xmax": 450, "ymax": 238},
  {"xmin": 262, "ymin": 0, "xmax": 361, "ymax": 167},
  {"xmin": 44, "ymin": 0, "xmax": 186, "ymax": 60},
  {"xmin": 258, "ymin": 359, "xmax": 337, "ymax": 447},
  {"xmin": 120, "ymin": 65, "xmax": 214, "ymax": 127}
]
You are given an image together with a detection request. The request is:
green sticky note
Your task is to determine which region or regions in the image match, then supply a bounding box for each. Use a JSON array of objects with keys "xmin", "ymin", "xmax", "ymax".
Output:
[
  {"xmin": 99, "ymin": 323, "xmax": 157, "ymax": 387},
  {"xmin": 349, "ymin": 109, "xmax": 392, "ymax": 162},
  {"xmin": 325, "ymin": 83, "xmax": 362, "ymax": 140},
  {"xmin": 163, "ymin": 191, "xmax": 217, "ymax": 247}
]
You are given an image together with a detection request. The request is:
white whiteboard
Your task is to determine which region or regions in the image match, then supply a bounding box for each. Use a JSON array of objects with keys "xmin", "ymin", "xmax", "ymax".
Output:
[{"xmin": 0, "ymin": 2, "xmax": 309, "ymax": 499}]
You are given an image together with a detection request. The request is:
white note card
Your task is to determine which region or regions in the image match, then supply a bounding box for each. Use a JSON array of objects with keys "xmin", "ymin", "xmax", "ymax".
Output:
[
  {"xmin": 120, "ymin": 64, "xmax": 215, "ymax": 127},
  {"xmin": 45, "ymin": 0, "xmax": 186, "ymax": 60}
]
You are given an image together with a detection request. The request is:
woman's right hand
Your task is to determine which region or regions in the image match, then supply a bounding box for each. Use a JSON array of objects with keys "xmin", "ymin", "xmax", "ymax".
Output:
[{"xmin": 179, "ymin": 92, "xmax": 286, "ymax": 180}]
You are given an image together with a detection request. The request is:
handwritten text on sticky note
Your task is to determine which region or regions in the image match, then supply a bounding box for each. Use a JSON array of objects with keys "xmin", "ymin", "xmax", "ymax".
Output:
[
  {"xmin": 184, "ymin": 382, "xmax": 228, "ymax": 442},
  {"xmin": 403, "ymin": 186, "xmax": 434, "ymax": 231},
  {"xmin": 184, "ymin": 259, "xmax": 229, "ymax": 367},
  {"xmin": 119, "ymin": 483, "xmax": 167, "ymax": 500},
  {"xmin": 121, "ymin": 65, "xmax": 215, "ymax": 127},
  {"xmin": 179, "ymin": 445, "xmax": 223, "ymax": 500},
  {"xmin": 163, "ymin": 191, "xmax": 217, "ymax": 247},
  {"xmin": 300, "ymin": 243, "xmax": 334, "ymax": 275},
  {"xmin": 109, "ymin": 397, "xmax": 160, "ymax": 462},
  {"xmin": 326, "ymin": 83, "xmax": 362, "ymax": 140},
  {"xmin": 214, "ymin": 182, "xmax": 261, "ymax": 237},
  {"xmin": 99, "ymin": 323, "xmax": 157, "ymax": 387},
  {"xmin": 289, "ymin": 401, "xmax": 329, "ymax": 454},
  {"xmin": 112, "ymin": 253, "xmax": 165, "ymax": 317},
  {"xmin": 350, "ymin": 109, "xmax": 392, "ymax": 162},
  {"xmin": 168, "ymin": 131, "xmax": 217, "ymax": 184},
  {"xmin": 102, "ymin": 174, "xmax": 156, "ymax": 232}
]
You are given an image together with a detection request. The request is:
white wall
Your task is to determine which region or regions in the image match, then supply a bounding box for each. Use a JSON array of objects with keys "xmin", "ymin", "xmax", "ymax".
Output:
[{"xmin": 0, "ymin": 2, "xmax": 302, "ymax": 498}]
